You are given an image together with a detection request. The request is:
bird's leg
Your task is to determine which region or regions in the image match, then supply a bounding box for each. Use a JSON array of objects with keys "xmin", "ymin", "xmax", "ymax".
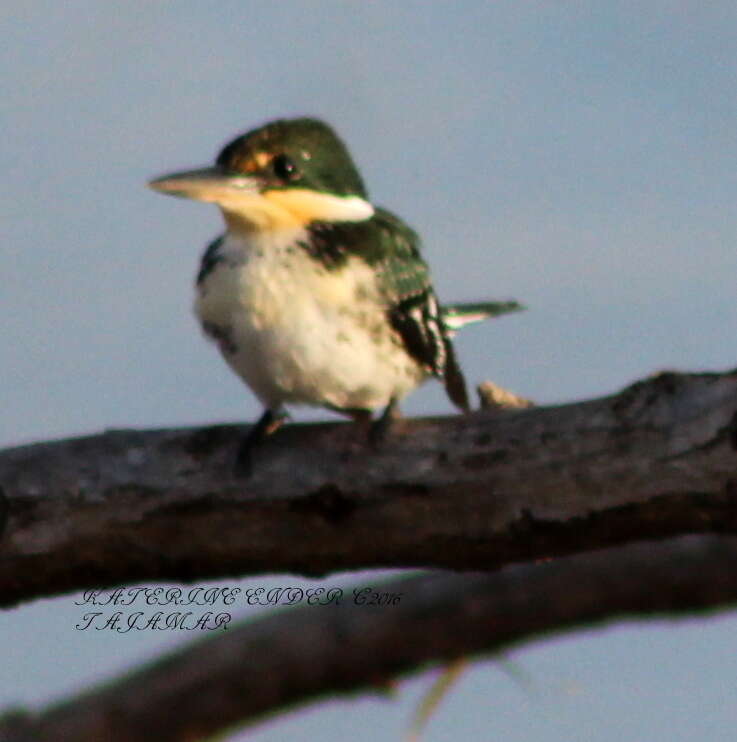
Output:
[
  {"xmin": 369, "ymin": 397, "xmax": 401, "ymax": 446},
  {"xmin": 345, "ymin": 408, "xmax": 373, "ymax": 427},
  {"xmin": 234, "ymin": 407, "xmax": 288, "ymax": 477}
]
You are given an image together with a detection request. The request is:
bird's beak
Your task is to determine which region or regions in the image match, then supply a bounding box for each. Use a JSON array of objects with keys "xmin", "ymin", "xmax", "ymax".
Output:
[{"xmin": 148, "ymin": 166, "xmax": 260, "ymax": 203}]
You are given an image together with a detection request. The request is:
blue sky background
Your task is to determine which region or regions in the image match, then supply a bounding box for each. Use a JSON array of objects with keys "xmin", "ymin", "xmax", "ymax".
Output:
[{"xmin": 3, "ymin": 2, "xmax": 737, "ymax": 739}]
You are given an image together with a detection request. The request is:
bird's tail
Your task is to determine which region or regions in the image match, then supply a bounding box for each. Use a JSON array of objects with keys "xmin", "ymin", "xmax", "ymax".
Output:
[{"xmin": 441, "ymin": 300, "xmax": 524, "ymax": 334}]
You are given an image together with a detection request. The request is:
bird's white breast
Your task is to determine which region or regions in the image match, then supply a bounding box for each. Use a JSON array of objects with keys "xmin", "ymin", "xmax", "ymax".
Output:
[{"xmin": 194, "ymin": 229, "xmax": 424, "ymax": 411}]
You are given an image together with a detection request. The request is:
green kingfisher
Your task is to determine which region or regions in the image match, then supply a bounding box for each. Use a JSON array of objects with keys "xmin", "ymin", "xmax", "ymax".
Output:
[{"xmin": 149, "ymin": 117, "xmax": 522, "ymax": 471}]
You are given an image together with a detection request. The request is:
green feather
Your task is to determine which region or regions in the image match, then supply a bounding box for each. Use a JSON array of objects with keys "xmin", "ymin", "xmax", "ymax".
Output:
[
  {"xmin": 368, "ymin": 208, "xmax": 433, "ymax": 303},
  {"xmin": 442, "ymin": 301, "xmax": 525, "ymax": 331}
]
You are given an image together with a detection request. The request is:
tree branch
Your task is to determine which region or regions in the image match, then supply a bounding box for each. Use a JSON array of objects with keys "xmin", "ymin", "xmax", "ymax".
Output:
[
  {"xmin": 2, "ymin": 534, "xmax": 737, "ymax": 742},
  {"xmin": 2, "ymin": 369, "xmax": 737, "ymax": 608}
]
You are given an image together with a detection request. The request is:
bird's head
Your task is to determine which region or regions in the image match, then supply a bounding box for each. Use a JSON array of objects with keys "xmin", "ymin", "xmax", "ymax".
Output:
[{"xmin": 149, "ymin": 118, "xmax": 374, "ymax": 230}]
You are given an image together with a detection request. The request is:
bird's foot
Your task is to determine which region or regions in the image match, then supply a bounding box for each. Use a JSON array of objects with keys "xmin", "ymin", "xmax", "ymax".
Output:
[
  {"xmin": 234, "ymin": 408, "xmax": 289, "ymax": 477},
  {"xmin": 368, "ymin": 398, "xmax": 401, "ymax": 447}
]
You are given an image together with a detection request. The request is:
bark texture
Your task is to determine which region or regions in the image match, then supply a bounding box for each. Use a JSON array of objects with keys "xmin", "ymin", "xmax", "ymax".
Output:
[
  {"xmin": 2, "ymin": 370, "xmax": 737, "ymax": 608},
  {"xmin": 2, "ymin": 535, "xmax": 737, "ymax": 742}
]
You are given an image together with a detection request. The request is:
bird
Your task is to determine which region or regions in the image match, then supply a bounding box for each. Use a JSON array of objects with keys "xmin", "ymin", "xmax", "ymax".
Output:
[{"xmin": 148, "ymin": 117, "xmax": 522, "ymax": 472}]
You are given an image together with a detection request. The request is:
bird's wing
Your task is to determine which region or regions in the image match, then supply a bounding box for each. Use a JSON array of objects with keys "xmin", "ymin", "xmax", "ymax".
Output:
[{"xmin": 367, "ymin": 208, "xmax": 470, "ymax": 412}]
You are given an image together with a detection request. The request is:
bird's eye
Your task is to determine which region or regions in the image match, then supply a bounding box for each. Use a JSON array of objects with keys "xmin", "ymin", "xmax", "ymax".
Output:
[{"xmin": 272, "ymin": 154, "xmax": 299, "ymax": 181}]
